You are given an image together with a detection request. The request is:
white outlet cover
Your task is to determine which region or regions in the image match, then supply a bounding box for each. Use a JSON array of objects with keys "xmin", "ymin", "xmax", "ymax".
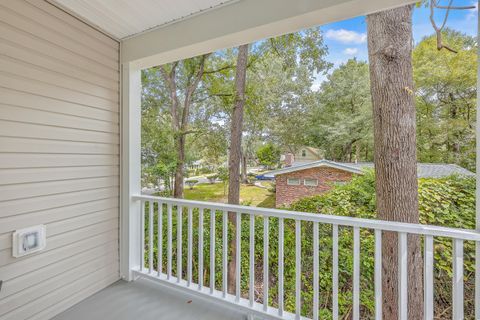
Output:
[{"xmin": 12, "ymin": 225, "xmax": 46, "ymax": 257}]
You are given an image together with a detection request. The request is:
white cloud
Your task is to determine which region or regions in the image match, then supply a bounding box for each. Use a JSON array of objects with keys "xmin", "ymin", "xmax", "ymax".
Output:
[
  {"xmin": 325, "ymin": 29, "xmax": 367, "ymax": 44},
  {"xmin": 467, "ymin": 1, "xmax": 478, "ymax": 20},
  {"xmin": 343, "ymin": 47, "xmax": 359, "ymax": 55}
]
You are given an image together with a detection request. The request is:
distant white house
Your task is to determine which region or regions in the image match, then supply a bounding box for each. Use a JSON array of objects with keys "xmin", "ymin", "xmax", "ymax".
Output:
[{"xmin": 280, "ymin": 146, "xmax": 323, "ymax": 167}]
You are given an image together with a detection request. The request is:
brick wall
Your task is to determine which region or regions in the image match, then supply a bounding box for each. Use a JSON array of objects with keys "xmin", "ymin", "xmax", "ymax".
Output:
[{"xmin": 275, "ymin": 167, "xmax": 354, "ymax": 207}]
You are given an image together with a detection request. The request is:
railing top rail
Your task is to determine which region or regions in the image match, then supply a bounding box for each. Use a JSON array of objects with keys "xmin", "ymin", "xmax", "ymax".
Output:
[{"xmin": 133, "ymin": 194, "xmax": 480, "ymax": 241}]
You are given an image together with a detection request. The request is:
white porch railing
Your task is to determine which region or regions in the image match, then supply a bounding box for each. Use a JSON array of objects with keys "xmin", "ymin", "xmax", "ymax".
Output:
[{"xmin": 132, "ymin": 195, "xmax": 480, "ymax": 320}]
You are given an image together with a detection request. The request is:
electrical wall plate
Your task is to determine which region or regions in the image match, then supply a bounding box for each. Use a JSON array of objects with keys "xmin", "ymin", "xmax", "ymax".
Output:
[{"xmin": 12, "ymin": 225, "xmax": 46, "ymax": 258}]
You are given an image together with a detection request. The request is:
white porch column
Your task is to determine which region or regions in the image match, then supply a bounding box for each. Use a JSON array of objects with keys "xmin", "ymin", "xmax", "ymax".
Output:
[
  {"xmin": 120, "ymin": 60, "xmax": 142, "ymax": 281},
  {"xmin": 476, "ymin": 1, "xmax": 480, "ymax": 317}
]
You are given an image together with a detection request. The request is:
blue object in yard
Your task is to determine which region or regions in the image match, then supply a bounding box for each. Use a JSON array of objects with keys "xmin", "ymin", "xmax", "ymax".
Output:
[{"xmin": 255, "ymin": 175, "xmax": 273, "ymax": 180}]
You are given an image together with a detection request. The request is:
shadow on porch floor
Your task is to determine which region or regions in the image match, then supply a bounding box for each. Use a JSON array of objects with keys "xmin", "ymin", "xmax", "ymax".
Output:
[{"xmin": 53, "ymin": 278, "xmax": 247, "ymax": 320}]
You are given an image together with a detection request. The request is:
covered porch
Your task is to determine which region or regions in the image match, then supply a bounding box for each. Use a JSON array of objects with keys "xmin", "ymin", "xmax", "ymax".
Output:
[{"xmin": 0, "ymin": 0, "xmax": 478, "ymax": 319}]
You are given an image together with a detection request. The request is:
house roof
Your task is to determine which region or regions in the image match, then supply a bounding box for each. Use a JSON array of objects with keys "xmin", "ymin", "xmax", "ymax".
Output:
[
  {"xmin": 263, "ymin": 160, "xmax": 364, "ymax": 178},
  {"xmin": 302, "ymin": 146, "xmax": 322, "ymax": 157},
  {"xmin": 263, "ymin": 160, "xmax": 474, "ymax": 179}
]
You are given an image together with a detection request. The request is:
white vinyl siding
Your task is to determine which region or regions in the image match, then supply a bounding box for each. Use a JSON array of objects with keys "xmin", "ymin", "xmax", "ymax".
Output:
[
  {"xmin": 287, "ymin": 178, "xmax": 301, "ymax": 186},
  {"xmin": 0, "ymin": 1, "xmax": 119, "ymax": 319},
  {"xmin": 304, "ymin": 179, "xmax": 319, "ymax": 187}
]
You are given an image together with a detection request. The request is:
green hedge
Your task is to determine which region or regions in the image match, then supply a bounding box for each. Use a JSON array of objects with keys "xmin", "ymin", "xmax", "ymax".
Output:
[{"xmin": 144, "ymin": 172, "xmax": 476, "ymax": 319}]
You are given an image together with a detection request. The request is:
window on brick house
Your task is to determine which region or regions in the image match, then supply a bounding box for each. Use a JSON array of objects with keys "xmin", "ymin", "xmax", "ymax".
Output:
[
  {"xmin": 304, "ymin": 178, "xmax": 318, "ymax": 186},
  {"xmin": 287, "ymin": 178, "xmax": 301, "ymax": 185},
  {"xmin": 301, "ymin": 150, "xmax": 306, "ymax": 157}
]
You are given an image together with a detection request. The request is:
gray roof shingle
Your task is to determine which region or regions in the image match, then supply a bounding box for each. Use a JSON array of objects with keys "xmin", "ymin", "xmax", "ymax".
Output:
[
  {"xmin": 264, "ymin": 160, "xmax": 474, "ymax": 179},
  {"xmin": 349, "ymin": 162, "xmax": 474, "ymax": 178}
]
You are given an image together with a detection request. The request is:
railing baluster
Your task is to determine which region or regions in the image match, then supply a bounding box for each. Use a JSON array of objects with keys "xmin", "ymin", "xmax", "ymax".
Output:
[
  {"xmin": 332, "ymin": 224, "xmax": 339, "ymax": 320},
  {"xmin": 210, "ymin": 209, "xmax": 215, "ymax": 294},
  {"xmin": 313, "ymin": 222, "xmax": 319, "ymax": 320},
  {"xmin": 222, "ymin": 210, "xmax": 228, "ymax": 298},
  {"xmin": 263, "ymin": 216, "xmax": 269, "ymax": 312},
  {"xmin": 158, "ymin": 202, "xmax": 163, "ymax": 276},
  {"xmin": 148, "ymin": 201, "xmax": 154, "ymax": 273},
  {"xmin": 398, "ymin": 232, "xmax": 408, "ymax": 320},
  {"xmin": 476, "ymin": 241, "xmax": 480, "ymax": 320},
  {"xmin": 278, "ymin": 217, "xmax": 284, "ymax": 317},
  {"xmin": 424, "ymin": 235, "xmax": 434, "ymax": 319},
  {"xmin": 235, "ymin": 212, "xmax": 241, "ymax": 302},
  {"xmin": 133, "ymin": 196, "xmax": 480, "ymax": 320},
  {"xmin": 167, "ymin": 204, "xmax": 172, "ymax": 279},
  {"xmin": 140, "ymin": 200, "xmax": 145, "ymax": 271},
  {"xmin": 177, "ymin": 206, "xmax": 182, "ymax": 282},
  {"xmin": 452, "ymin": 239, "xmax": 464, "ymax": 319},
  {"xmin": 198, "ymin": 208, "xmax": 204, "ymax": 290},
  {"xmin": 187, "ymin": 207, "xmax": 193, "ymax": 286},
  {"xmin": 374, "ymin": 229, "xmax": 382, "ymax": 320},
  {"xmin": 295, "ymin": 219, "xmax": 301, "ymax": 319},
  {"xmin": 353, "ymin": 227, "xmax": 360, "ymax": 320},
  {"xmin": 249, "ymin": 213, "xmax": 255, "ymax": 307}
]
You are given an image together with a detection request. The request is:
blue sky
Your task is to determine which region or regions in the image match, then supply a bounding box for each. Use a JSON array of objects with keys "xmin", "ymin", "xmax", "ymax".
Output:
[{"xmin": 312, "ymin": 0, "xmax": 478, "ymax": 89}]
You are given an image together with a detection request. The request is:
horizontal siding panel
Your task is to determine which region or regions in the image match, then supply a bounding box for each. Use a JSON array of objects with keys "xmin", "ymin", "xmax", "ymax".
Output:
[
  {"xmin": 2, "ymin": 0, "xmax": 118, "ymax": 57},
  {"xmin": 0, "ymin": 2, "xmax": 119, "ymax": 318},
  {"xmin": 0, "ymin": 240, "xmax": 117, "ymax": 298},
  {"xmin": 0, "ymin": 198, "xmax": 118, "ymax": 234},
  {"xmin": 0, "ymin": 187, "xmax": 118, "ymax": 218},
  {"xmin": 0, "ymin": 39, "xmax": 117, "ymax": 91},
  {"xmin": 0, "ymin": 137, "xmax": 119, "ymax": 154},
  {"xmin": 2, "ymin": 264, "xmax": 119, "ymax": 320},
  {"xmin": 0, "ymin": 218, "xmax": 118, "ymax": 266},
  {"xmin": 0, "ymin": 72, "xmax": 118, "ymax": 112},
  {"xmin": 0, "ymin": 22, "xmax": 118, "ymax": 81},
  {"xmin": 0, "ymin": 0, "xmax": 118, "ymax": 70},
  {"xmin": 0, "ymin": 54, "xmax": 118, "ymax": 101},
  {"xmin": 0, "ymin": 3, "xmax": 118, "ymax": 69},
  {"xmin": 0, "ymin": 176, "xmax": 119, "ymax": 202},
  {"xmin": 0, "ymin": 87, "xmax": 119, "ymax": 123},
  {"xmin": 0, "ymin": 251, "xmax": 118, "ymax": 316},
  {"xmin": 0, "ymin": 208, "xmax": 118, "ymax": 250},
  {"xmin": 0, "ymin": 229, "xmax": 118, "ymax": 280},
  {"xmin": 25, "ymin": 0, "xmax": 119, "ymax": 49},
  {"xmin": 0, "ymin": 154, "xmax": 119, "ymax": 169},
  {"xmin": 0, "ymin": 104, "xmax": 119, "ymax": 134},
  {"xmin": 0, "ymin": 166, "xmax": 118, "ymax": 185},
  {"xmin": 0, "ymin": 120, "xmax": 119, "ymax": 144}
]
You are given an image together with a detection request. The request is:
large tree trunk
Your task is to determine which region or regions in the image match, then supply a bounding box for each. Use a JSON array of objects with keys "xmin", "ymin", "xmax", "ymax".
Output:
[
  {"xmin": 367, "ymin": 5, "xmax": 423, "ymax": 319},
  {"xmin": 227, "ymin": 44, "xmax": 249, "ymax": 293},
  {"xmin": 159, "ymin": 56, "xmax": 209, "ymax": 199},
  {"xmin": 173, "ymin": 134, "xmax": 186, "ymax": 198},
  {"xmin": 241, "ymin": 148, "xmax": 248, "ymax": 184}
]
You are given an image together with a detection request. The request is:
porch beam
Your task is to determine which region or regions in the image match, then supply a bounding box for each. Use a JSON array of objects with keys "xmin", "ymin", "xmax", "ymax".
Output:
[
  {"xmin": 475, "ymin": 2, "xmax": 480, "ymax": 318},
  {"xmin": 121, "ymin": 0, "xmax": 415, "ymax": 69}
]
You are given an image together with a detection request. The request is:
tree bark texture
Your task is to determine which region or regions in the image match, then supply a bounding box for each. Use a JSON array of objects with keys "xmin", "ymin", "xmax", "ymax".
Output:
[
  {"xmin": 227, "ymin": 44, "xmax": 249, "ymax": 293},
  {"xmin": 159, "ymin": 56, "xmax": 208, "ymax": 198},
  {"xmin": 241, "ymin": 149, "xmax": 248, "ymax": 184},
  {"xmin": 367, "ymin": 5, "xmax": 423, "ymax": 319}
]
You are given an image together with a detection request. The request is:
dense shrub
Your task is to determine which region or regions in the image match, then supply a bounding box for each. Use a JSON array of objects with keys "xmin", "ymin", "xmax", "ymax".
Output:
[
  {"xmin": 144, "ymin": 172, "xmax": 475, "ymax": 319},
  {"xmin": 289, "ymin": 171, "xmax": 476, "ymax": 319}
]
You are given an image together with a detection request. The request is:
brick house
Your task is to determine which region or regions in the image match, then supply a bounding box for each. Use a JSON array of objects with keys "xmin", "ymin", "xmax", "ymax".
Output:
[
  {"xmin": 264, "ymin": 160, "xmax": 474, "ymax": 207},
  {"xmin": 267, "ymin": 160, "xmax": 362, "ymax": 207}
]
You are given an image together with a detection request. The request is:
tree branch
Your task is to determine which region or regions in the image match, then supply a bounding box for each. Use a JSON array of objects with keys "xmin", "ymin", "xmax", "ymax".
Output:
[{"xmin": 429, "ymin": 0, "xmax": 475, "ymax": 53}]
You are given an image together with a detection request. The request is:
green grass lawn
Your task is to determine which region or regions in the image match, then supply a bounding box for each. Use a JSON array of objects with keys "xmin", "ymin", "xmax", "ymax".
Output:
[{"xmin": 184, "ymin": 182, "xmax": 275, "ymax": 208}]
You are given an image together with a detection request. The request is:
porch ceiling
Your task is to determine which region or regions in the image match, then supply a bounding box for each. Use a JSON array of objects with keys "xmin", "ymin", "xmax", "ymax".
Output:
[{"xmin": 50, "ymin": 0, "xmax": 238, "ymax": 39}]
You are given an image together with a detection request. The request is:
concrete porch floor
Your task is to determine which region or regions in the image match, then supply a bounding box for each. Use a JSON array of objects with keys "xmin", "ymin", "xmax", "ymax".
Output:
[{"xmin": 53, "ymin": 278, "xmax": 247, "ymax": 320}]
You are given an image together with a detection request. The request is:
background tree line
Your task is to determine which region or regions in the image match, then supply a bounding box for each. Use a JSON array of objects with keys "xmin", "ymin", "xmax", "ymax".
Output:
[{"xmin": 142, "ymin": 28, "xmax": 477, "ymax": 190}]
